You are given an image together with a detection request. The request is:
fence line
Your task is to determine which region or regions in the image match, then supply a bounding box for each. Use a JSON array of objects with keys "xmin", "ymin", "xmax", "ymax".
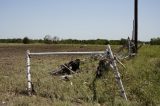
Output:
[
  {"xmin": 26, "ymin": 50, "xmax": 105, "ymax": 95},
  {"xmin": 26, "ymin": 45, "xmax": 127, "ymax": 100}
]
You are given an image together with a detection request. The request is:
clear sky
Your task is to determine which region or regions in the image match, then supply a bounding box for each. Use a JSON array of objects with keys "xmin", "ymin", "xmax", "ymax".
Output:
[{"xmin": 0, "ymin": 0, "xmax": 160, "ymax": 41}]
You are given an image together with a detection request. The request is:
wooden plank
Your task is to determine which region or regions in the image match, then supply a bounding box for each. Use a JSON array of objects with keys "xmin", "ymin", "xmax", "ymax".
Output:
[{"xmin": 29, "ymin": 51, "xmax": 105, "ymax": 56}]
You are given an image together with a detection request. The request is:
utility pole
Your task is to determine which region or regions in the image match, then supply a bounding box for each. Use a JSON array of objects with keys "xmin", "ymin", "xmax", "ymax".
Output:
[{"xmin": 134, "ymin": 0, "xmax": 138, "ymax": 53}]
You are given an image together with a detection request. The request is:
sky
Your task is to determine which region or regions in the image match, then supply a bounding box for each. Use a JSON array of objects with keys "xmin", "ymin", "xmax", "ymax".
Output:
[{"xmin": 0, "ymin": 0, "xmax": 160, "ymax": 41}]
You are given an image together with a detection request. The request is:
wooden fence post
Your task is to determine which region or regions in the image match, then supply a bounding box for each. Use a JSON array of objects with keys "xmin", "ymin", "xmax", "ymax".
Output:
[
  {"xmin": 128, "ymin": 37, "xmax": 131, "ymax": 56},
  {"xmin": 26, "ymin": 50, "xmax": 32, "ymax": 96},
  {"xmin": 107, "ymin": 45, "xmax": 128, "ymax": 100}
]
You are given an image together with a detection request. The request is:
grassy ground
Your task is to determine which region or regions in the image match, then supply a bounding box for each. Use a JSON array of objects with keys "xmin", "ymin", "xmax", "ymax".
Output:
[{"xmin": 0, "ymin": 44, "xmax": 160, "ymax": 106}]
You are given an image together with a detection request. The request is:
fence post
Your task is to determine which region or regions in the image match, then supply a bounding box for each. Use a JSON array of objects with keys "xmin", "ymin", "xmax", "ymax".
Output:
[
  {"xmin": 26, "ymin": 50, "xmax": 32, "ymax": 96},
  {"xmin": 128, "ymin": 37, "xmax": 131, "ymax": 56},
  {"xmin": 107, "ymin": 45, "xmax": 128, "ymax": 100}
]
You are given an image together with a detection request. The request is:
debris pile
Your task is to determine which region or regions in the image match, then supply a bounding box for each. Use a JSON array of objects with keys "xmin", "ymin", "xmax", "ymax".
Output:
[
  {"xmin": 50, "ymin": 59, "xmax": 80, "ymax": 76},
  {"xmin": 96, "ymin": 59, "xmax": 110, "ymax": 78}
]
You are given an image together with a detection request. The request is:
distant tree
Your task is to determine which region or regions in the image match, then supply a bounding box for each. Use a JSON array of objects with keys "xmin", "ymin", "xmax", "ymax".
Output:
[
  {"xmin": 0, "ymin": 38, "xmax": 23, "ymax": 43},
  {"xmin": 120, "ymin": 38, "xmax": 127, "ymax": 45},
  {"xmin": 95, "ymin": 39, "xmax": 109, "ymax": 45},
  {"xmin": 38, "ymin": 39, "xmax": 43, "ymax": 43},
  {"xmin": 53, "ymin": 36, "xmax": 60, "ymax": 44},
  {"xmin": 109, "ymin": 40, "xmax": 121, "ymax": 45},
  {"xmin": 57, "ymin": 39, "xmax": 109, "ymax": 45},
  {"xmin": 150, "ymin": 37, "xmax": 160, "ymax": 45},
  {"xmin": 44, "ymin": 35, "xmax": 52, "ymax": 44},
  {"xmin": 23, "ymin": 37, "xmax": 30, "ymax": 44}
]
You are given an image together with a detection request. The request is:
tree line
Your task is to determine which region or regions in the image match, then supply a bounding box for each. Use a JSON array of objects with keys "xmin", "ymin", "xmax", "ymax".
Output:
[
  {"xmin": 150, "ymin": 37, "xmax": 160, "ymax": 45},
  {"xmin": 0, "ymin": 35, "xmax": 159, "ymax": 45},
  {"xmin": 0, "ymin": 36, "xmax": 128, "ymax": 45}
]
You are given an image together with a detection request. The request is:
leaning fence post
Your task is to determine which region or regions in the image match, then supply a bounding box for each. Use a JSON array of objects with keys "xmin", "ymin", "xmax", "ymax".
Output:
[
  {"xmin": 26, "ymin": 50, "xmax": 32, "ymax": 96},
  {"xmin": 107, "ymin": 45, "xmax": 128, "ymax": 100}
]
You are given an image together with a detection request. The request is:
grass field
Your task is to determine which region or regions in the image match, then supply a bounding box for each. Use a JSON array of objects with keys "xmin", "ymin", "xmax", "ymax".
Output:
[{"xmin": 0, "ymin": 44, "xmax": 160, "ymax": 106}]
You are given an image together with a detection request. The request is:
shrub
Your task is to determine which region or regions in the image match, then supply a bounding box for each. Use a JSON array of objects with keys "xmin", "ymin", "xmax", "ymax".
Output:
[{"xmin": 23, "ymin": 37, "xmax": 30, "ymax": 44}]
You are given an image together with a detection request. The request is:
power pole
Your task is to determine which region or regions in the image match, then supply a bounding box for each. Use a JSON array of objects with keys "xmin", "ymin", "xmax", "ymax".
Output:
[{"xmin": 134, "ymin": 0, "xmax": 138, "ymax": 53}]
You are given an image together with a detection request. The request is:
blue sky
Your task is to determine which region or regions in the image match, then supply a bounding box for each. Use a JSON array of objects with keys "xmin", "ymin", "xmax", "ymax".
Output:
[{"xmin": 0, "ymin": 0, "xmax": 160, "ymax": 41}]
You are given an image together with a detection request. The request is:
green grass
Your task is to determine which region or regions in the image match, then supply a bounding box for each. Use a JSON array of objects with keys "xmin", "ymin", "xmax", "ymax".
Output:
[{"xmin": 0, "ymin": 44, "xmax": 160, "ymax": 106}]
